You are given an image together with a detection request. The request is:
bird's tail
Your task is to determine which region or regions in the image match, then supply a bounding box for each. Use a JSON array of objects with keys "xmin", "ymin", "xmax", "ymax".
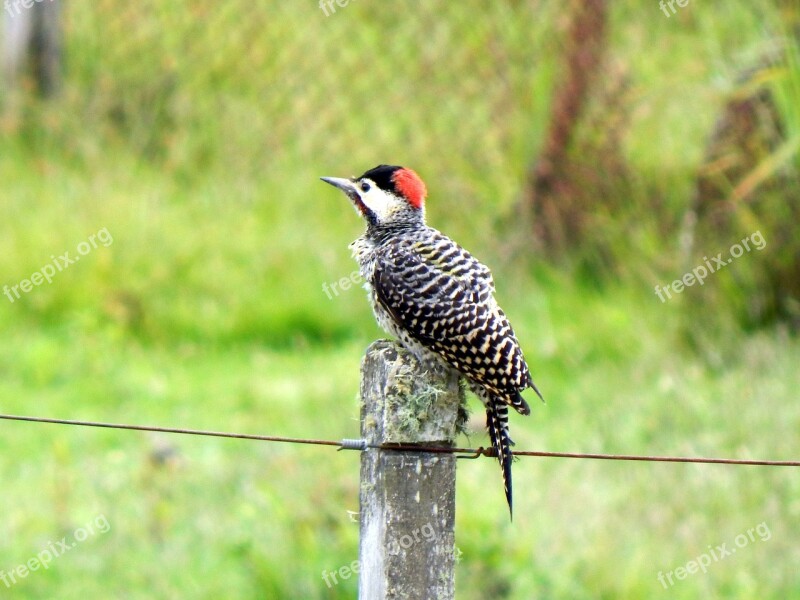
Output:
[{"xmin": 486, "ymin": 400, "xmax": 514, "ymax": 519}]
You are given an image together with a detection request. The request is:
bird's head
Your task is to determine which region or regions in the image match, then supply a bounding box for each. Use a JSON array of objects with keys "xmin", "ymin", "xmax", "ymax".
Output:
[{"xmin": 321, "ymin": 164, "xmax": 427, "ymax": 228}]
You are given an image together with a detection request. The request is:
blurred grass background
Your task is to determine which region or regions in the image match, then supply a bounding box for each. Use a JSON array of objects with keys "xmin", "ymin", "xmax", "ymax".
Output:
[{"xmin": 1, "ymin": 0, "xmax": 799, "ymax": 598}]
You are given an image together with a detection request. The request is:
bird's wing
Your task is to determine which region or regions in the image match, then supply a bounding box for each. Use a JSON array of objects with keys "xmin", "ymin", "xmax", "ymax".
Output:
[{"xmin": 373, "ymin": 237, "xmax": 532, "ymax": 399}]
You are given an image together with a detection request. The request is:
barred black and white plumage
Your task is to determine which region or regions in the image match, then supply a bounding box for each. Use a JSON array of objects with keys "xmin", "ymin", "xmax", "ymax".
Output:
[{"xmin": 321, "ymin": 164, "xmax": 543, "ymax": 517}]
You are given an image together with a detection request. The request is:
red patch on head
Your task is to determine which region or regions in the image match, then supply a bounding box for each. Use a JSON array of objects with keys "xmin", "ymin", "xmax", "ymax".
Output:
[{"xmin": 392, "ymin": 168, "xmax": 427, "ymax": 209}]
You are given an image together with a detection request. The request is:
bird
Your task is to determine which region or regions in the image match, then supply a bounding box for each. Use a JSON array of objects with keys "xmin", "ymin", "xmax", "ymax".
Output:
[{"xmin": 321, "ymin": 164, "xmax": 543, "ymax": 516}]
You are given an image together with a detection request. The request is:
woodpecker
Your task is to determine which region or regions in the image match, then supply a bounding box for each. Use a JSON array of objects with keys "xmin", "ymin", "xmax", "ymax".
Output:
[{"xmin": 321, "ymin": 165, "xmax": 543, "ymax": 516}]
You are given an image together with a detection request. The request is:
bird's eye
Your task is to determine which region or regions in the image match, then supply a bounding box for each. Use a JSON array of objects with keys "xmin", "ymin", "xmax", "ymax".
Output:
[{"xmin": 360, "ymin": 182, "xmax": 371, "ymax": 192}]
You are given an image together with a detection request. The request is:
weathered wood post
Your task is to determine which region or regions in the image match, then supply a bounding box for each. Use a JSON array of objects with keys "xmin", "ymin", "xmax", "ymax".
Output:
[
  {"xmin": 359, "ymin": 339, "xmax": 464, "ymax": 600},
  {"xmin": 2, "ymin": 0, "xmax": 62, "ymax": 97}
]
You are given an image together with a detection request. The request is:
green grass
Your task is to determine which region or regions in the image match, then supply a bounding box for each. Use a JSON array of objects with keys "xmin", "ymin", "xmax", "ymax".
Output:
[
  {"xmin": 1, "ymin": 0, "xmax": 799, "ymax": 598},
  {"xmin": 1, "ymin": 287, "xmax": 798, "ymax": 599}
]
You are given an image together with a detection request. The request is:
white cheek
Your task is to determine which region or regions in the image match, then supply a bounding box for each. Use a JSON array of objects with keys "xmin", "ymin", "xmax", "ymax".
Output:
[{"xmin": 361, "ymin": 192, "xmax": 392, "ymax": 221}]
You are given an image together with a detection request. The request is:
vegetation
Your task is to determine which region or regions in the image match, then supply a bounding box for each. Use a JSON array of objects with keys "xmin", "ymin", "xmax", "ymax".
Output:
[{"xmin": 0, "ymin": 1, "xmax": 798, "ymax": 598}]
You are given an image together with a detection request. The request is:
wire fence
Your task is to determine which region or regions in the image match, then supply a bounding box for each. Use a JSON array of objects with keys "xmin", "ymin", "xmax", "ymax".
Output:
[
  {"xmin": 3, "ymin": 1, "xmax": 567, "ymax": 229},
  {"xmin": 2, "ymin": 413, "xmax": 798, "ymax": 467}
]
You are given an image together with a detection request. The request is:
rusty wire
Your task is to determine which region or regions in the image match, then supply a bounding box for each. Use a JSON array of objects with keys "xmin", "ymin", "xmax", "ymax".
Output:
[{"xmin": 1, "ymin": 413, "xmax": 798, "ymax": 467}]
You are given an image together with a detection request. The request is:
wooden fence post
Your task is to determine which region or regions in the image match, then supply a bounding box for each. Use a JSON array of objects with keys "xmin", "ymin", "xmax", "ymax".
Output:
[
  {"xmin": 2, "ymin": 0, "xmax": 62, "ymax": 97},
  {"xmin": 358, "ymin": 339, "xmax": 464, "ymax": 600}
]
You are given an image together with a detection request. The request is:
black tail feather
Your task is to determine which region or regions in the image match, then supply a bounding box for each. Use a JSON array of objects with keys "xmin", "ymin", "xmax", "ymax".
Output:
[
  {"xmin": 486, "ymin": 401, "xmax": 514, "ymax": 519},
  {"xmin": 511, "ymin": 390, "xmax": 531, "ymax": 416}
]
